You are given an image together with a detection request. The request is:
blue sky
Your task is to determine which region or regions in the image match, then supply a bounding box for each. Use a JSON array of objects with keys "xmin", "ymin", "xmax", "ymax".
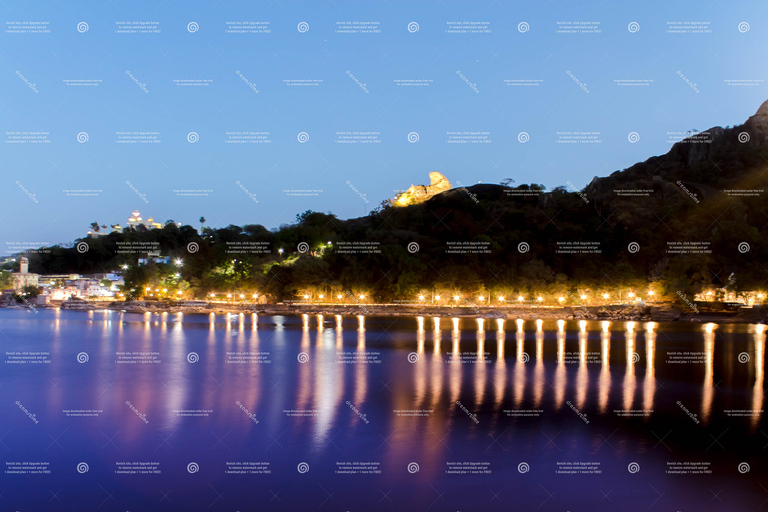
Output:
[{"xmin": 1, "ymin": 0, "xmax": 766, "ymax": 251}]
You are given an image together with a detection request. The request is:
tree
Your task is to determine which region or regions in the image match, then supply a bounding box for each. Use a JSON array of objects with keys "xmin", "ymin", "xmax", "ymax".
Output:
[
  {"xmin": 0, "ymin": 271, "xmax": 13, "ymax": 290},
  {"xmin": 21, "ymin": 285, "xmax": 42, "ymax": 298}
]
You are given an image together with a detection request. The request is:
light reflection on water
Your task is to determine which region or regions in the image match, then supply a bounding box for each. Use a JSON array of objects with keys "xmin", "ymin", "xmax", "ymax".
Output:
[{"xmin": 2, "ymin": 311, "xmax": 766, "ymax": 511}]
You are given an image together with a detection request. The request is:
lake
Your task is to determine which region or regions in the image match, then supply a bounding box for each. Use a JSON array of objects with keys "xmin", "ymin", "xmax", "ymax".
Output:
[{"xmin": 0, "ymin": 310, "xmax": 765, "ymax": 511}]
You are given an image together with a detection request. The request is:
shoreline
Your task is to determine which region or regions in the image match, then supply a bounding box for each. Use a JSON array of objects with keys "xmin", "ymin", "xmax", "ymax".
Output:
[{"xmin": 28, "ymin": 301, "xmax": 767, "ymax": 325}]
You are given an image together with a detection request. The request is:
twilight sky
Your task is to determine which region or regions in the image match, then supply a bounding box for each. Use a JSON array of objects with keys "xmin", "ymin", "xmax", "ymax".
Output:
[{"xmin": 1, "ymin": 0, "xmax": 766, "ymax": 252}]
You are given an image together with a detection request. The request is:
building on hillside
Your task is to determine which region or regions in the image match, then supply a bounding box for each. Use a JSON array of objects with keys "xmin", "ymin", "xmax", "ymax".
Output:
[
  {"xmin": 138, "ymin": 251, "xmax": 171, "ymax": 266},
  {"xmin": 87, "ymin": 210, "xmax": 163, "ymax": 237},
  {"xmin": 11, "ymin": 257, "xmax": 39, "ymax": 290}
]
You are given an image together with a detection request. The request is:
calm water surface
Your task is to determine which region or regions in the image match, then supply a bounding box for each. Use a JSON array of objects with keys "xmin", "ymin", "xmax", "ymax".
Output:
[{"xmin": 0, "ymin": 310, "xmax": 765, "ymax": 511}]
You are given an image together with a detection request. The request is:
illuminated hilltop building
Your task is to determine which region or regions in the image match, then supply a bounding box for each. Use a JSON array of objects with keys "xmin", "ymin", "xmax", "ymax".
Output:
[
  {"xmin": 87, "ymin": 210, "xmax": 162, "ymax": 237},
  {"xmin": 127, "ymin": 210, "xmax": 162, "ymax": 230},
  {"xmin": 393, "ymin": 172, "xmax": 452, "ymax": 206}
]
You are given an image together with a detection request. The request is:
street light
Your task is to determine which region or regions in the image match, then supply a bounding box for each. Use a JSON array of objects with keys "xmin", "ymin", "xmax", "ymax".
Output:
[
  {"xmin": 580, "ymin": 295, "xmax": 587, "ymax": 300},
  {"xmin": 419, "ymin": 295, "xmax": 425, "ymax": 301},
  {"xmin": 453, "ymin": 295, "xmax": 460, "ymax": 302},
  {"xmin": 603, "ymin": 293, "xmax": 609, "ymax": 299},
  {"xmin": 537, "ymin": 297, "xmax": 543, "ymax": 302},
  {"xmin": 278, "ymin": 248, "xmax": 284, "ymax": 254},
  {"xmin": 337, "ymin": 294, "xmax": 342, "ymax": 299},
  {"xmin": 175, "ymin": 259, "xmax": 183, "ymax": 266},
  {"xmin": 435, "ymin": 295, "xmax": 441, "ymax": 300},
  {"xmin": 319, "ymin": 294, "xmax": 324, "ymax": 299},
  {"xmin": 558, "ymin": 297, "xmax": 564, "ymax": 303}
]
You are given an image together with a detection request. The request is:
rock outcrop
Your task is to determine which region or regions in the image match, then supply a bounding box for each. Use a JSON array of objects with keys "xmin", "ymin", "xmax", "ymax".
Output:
[{"xmin": 393, "ymin": 171, "xmax": 452, "ymax": 206}]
